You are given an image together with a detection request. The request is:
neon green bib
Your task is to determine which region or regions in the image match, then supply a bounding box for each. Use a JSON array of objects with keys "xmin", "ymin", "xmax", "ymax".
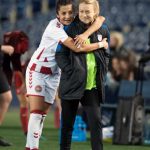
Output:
[{"xmin": 85, "ymin": 39, "xmax": 97, "ymax": 90}]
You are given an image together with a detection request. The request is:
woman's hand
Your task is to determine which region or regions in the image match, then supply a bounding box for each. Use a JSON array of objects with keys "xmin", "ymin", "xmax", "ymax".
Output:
[
  {"xmin": 74, "ymin": 33, "xmax": 88, "ymax": 48},
  {"xmin": 1, "ymin": 45, "xmax": 14, "ymax": 55},
  {"xmin": 101, "ymin": 38, "xmax": 108, "ymax": 49}
]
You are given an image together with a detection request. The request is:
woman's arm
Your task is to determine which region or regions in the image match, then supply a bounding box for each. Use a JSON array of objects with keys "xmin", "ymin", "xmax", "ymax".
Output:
[
  {"xmin": 63, "ymin": 37, "xmax": 108, "ymax": 53},
  {"xmin": 62, "ymin": 16, "xmax": 107, "ymax": 52},
  {"xmin": 74, "ymin": 16, "xmax": 105, "ymax": 46}
]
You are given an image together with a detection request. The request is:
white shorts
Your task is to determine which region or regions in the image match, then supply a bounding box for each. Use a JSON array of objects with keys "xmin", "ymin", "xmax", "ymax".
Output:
[{"xmin": 26, "ymin": 67, "xmax": 60, "ymax": 104}]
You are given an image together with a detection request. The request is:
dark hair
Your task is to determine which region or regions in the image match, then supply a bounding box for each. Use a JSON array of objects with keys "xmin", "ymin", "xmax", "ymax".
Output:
[{"xmin": 56, "ymin": 0, "xmax": 73, "ymax": 14}]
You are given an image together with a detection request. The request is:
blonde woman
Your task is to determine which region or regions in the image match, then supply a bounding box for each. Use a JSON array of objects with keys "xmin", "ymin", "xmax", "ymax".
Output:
[{"xmin": 56, "ymin": 0, "xmax": 110, "ymax": 150}]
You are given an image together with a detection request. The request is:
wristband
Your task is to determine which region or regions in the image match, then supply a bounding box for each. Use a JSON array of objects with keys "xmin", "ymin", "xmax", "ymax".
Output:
[{"xmin": 98, "ymin": 42, "xmax": 104, "ymax": 48}]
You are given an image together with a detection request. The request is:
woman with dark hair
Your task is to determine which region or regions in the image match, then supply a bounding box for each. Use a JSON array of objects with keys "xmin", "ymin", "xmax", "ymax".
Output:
[{"xmin": 25, "ymin": 0, "xmax": 106, "ymax": 149}]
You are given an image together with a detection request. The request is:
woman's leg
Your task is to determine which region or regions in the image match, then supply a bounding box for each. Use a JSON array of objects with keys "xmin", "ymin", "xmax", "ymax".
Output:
[
  {"xmin": 0, "ymin": 69, "xmax": 12, "ymax": 125},
  {"xmin": 25, "ymin": 96, "xmax": 50, "ymax": 150},
  {"xmin": 0, "ymin": 91, "xmax": 12, "ymax": 125},
  {"xmin": 0, "ymin": 68, "xmax": 12, "ymax": 146},
  {"xmin": 3, "ymin": 54, "xmax": 29, "ymax": 135},
  {"xmin": 82, "ymin": 89, "xmax": 103, "ymax": 150},
  {"xmin": 17, "ymin": 93, "xmax": 28, "ymax": 135},
  {"xmin": 11, "ymin": 53, "xmax": 29, "ymax": 135},
  {"xmin": 25, "ymin": 67, "xmax": 59, "ymax": 150},
  {"xmin": 13, "ymin": 69, "xmax": 29, "ymax": 135},
  {"xmin": 84, "ymin": 106, "xmax": 102, "ymax": 150},
  {"xmin": 54, "ymin": 91, "xmax": 61, "ymax": 128},
  {"xmin": 0, "ymin": 90, "xmax": 12, "ymax": 146},
  {"xmin": 60, "ymin": 100, "xmax": 79, "ymax": 150}
]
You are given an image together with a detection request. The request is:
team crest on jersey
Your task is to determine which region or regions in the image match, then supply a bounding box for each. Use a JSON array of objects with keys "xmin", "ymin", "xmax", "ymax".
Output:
[
  {"xmin": 97, "ymin": 34, "xmax": 102, "ymax": 41},
  {"xmin": 35, "ymin": 85, "xmax": 42, "ymax": 92}
]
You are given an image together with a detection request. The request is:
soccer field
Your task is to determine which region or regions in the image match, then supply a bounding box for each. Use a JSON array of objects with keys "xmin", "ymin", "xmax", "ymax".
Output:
[{"xmin": 0, "ymin": 108, "xmax": 150, "ymax": 150}]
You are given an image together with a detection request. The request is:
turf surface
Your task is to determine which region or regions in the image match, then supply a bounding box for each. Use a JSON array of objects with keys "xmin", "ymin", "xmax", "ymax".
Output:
[{"xmin": 0, "ymin": 108, "xmax": 150, "ymax": 150}]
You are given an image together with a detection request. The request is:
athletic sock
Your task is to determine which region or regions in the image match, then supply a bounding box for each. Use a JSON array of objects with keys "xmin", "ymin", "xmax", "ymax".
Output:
[
  {"xmin": 54, "ymin": 107, "xmax": 60, "ymax": 128},
  {"xmin": 20, "ymin": 107, "xmax": 28, "ymax": 135},
  {"xmin": 25, "ymin": 111, "xmax": 46, "ymax": 149}
]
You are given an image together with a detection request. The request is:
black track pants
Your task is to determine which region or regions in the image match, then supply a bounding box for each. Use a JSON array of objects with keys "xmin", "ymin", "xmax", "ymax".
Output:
[{"xmin": 60, "ymin": 89, "xmax": 103, "ymax": 150}]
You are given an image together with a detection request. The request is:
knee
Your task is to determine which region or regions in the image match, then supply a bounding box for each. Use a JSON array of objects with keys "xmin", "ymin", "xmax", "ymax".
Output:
[
  {"xmin": 8, "ymin": 93, "xmax": 12, "ymax": 103},
  {"xmin": 86, "ymin": 107, "xmax": 101, "ymax": 120},
  {"xmin": 87, "ymin": 109, "xmax": 101, "ymax": 126},
  {"xmin": 4, "ymin": 91, "xmax": 12, "ymax": 104},
  {"xmin": 92, "ymin": 113, "xmax": 101, "ymax": 125}
]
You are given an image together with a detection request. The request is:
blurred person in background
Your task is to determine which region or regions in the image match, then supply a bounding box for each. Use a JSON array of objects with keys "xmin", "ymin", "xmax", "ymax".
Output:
[
  {"xmin": 25, "ymin": 0, "xmax": 106, "ymax": 149},
  {"xmin": 107, "ymin": 54, "xmax": 122, "ymax": 85},
  {"xmin": 105, "ymin": 54, "xmax": 122, "ymax": 105},
  {"xmin": 108, "ymin": 31, "xmax": 127, "ymax": 77},
  {"xmin": 118, "ymin": 50, "xmax": 138, "ymax": 81},
  {"xmin": 110, "ymin": 31, "xmax": 126, "ymax": 56},
  {"xmin": 106, "ymin": 50, "xmax": 138, "ymax": 104},
  {"xmin": 0, "ymin": 44, "xmax": 14, "ymax": 146},
  {"xmin": 2, "ymin": 31, "xmax": 29, "ymax": 136},
  {"xmin": 56, "ymin": 0, "xmax": 110, "ymax": 149},
  {"xmin": 106, "ymin": 31, "xmax": 127, "ymax": 104}
]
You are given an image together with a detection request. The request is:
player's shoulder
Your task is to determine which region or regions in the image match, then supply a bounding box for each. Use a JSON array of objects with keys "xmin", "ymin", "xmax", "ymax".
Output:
[
  {"xmin": 49, "ymin": 18, "xmax": 64, "ymax": 29},
  {"xmin": 97, "ymin": 23, "xmax": 110, "ymax": 36},
  {"xmin": 44, "ymin": 18, "xmax": 64, "ymax": 35},
  {"xmin": 101, "ymin": 23, "xmax": 109, "ymax": 31}
]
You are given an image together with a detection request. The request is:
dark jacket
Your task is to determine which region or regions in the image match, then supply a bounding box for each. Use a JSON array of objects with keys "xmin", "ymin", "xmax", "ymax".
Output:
[
  {"xmin": 55, "ymin": 17, "xmax": 110, "ymax": 103},
  {"xmin": 0, "ymin": 45, "xmax": 4, "ymax": 68}
]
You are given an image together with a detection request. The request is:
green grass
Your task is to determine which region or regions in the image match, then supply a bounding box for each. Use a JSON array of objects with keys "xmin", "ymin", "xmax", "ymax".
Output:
[{"xmin": 0, "ymin": 108, "xmax": 150, "ymax": 150}]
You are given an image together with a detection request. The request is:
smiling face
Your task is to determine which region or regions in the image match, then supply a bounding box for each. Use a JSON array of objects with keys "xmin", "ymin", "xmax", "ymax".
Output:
[
  {"xmin": 79, "ymin": 3, "xmax": 96, "ymax": 24},
  {"xmin": 57, "ymin": 4, "xmax": 74, "ymax": 25}
]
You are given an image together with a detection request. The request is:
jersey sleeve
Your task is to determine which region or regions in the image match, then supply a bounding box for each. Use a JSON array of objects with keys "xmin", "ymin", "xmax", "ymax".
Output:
[{"xmin": 48, "ymin": 24, "xmax": 69, "ymax": 43}]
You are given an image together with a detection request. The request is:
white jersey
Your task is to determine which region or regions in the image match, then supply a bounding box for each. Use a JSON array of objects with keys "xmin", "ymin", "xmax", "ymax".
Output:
[{"xmin": 28, "ymin": 18, "xmax": 68, "ymax": 74}]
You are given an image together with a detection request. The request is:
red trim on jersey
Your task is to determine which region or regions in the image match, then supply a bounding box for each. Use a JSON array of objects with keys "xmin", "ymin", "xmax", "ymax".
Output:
[
  {"xmin": 30, "ymin": 63, "xmax": 36, "ymax": 71},
  {"xmin": 44, "ymin": 57, "xmax": 48, "ymax": 62},
  {"xmin": 30, "ymin": 110, "xmax": 46, "ymax": 115},
  {"xmin": 30, "ymin": 63, "xmax": 52, "ymax": 74},
  {"xmin": 40, "ymin": 66, "xmax": 52, "ymax": 74},
  {"xmin": 25, "ymin": 147, "xmax": 30, "ymax": 150},
  {"xmin": 36, "ymin": 48, "xmax": 45, "ymax": 60},
  {"xmin": 26, "ymin": 94, "xmax": 44, "ymax": 98}
]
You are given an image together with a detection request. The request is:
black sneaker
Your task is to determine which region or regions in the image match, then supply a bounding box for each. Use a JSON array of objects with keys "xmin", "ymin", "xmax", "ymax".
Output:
[{"xmin": 0, "ymin": 137, "xmax": 12, "ymax": 146}]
